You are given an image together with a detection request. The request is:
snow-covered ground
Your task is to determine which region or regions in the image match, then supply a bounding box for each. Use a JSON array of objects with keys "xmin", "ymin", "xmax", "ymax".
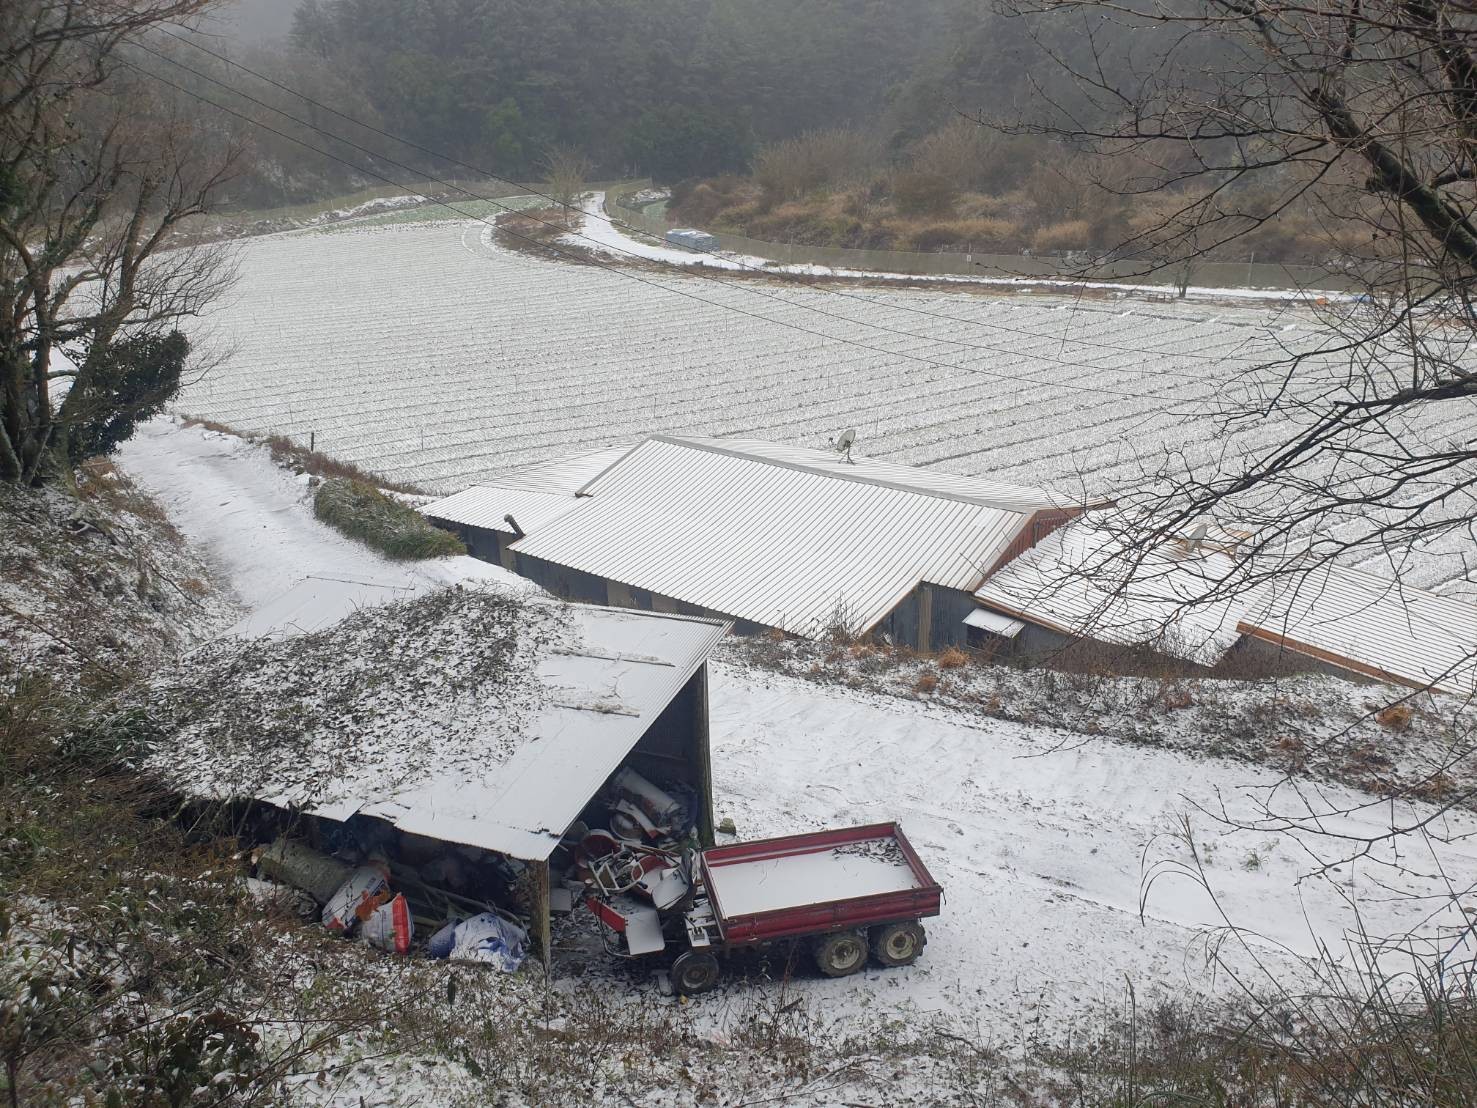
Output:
[
  {"xmin": 117, "ymin": 418, "xmax": 1477, "ymax": 1045},
  {"xmin": 170, "ymin": 208, "xmax": 1477, "ymax": 595},
  {"xmin": 116, "ymin": 418, "xmax": 524, "ymax": 615}
]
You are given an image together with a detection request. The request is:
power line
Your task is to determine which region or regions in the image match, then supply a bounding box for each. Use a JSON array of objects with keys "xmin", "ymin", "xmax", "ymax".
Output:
[
  {"xmin": 156, "ymin": 26, "xmax": 1282, "ymax": 375},
  {"xmin": 120, "ymin": 54, "xmax": 1207, "ymax": 410}
]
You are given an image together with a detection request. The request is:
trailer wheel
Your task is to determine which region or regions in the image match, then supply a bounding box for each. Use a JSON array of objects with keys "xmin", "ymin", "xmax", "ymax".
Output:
[
  {"xmin": 812, "ymin": 930, "xmax": 868, "ymax": 977},
  {"xmin": 670, "ymin": 950, "xmax": 721, "ymax": 995},
  {"xmin": 870, "ymin": 921, "xmax": 926, "ymax": 967}
]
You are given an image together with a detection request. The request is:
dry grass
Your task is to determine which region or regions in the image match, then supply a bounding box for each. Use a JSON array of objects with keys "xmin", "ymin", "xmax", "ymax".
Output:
[
  {"xmin": 937, "ymin": 646, "xmax": 969, "ymax": 670},
  {"xmin": 914, "ymin": 671, "xmax": 940, "ymax": 694},
  {"xmin": 1376, "ymin": 702, "xmax": 1415, "ymax": 732},
  {"xmin": 313, "ymin": 478, "xmax": 465, "ymax": 560},
  {"xmin": 1032, "ymin": 218, "xmax": 1095, "ymax": 253},
  {"xmin": 668, "ymin": 121, "xmax": 1343, "ymax": 265},
  {"xmin": 180, "ymin": 416, "xmax": 426, "ymax": 495}
]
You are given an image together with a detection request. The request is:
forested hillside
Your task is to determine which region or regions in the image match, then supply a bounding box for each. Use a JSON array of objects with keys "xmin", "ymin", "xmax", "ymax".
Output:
[
  {"xmin": 173, "ymin": 0, "xmax": 1082, "ymax": 203},
  {"xmin": 286, "ymin": 0, "xmax": 972, "ymax": 176}
]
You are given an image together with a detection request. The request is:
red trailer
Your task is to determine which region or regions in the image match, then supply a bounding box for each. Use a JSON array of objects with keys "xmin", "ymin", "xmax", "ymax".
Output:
[{"xmin": 583, "ymin": 822, "xmax": 942, "ymax": 995}]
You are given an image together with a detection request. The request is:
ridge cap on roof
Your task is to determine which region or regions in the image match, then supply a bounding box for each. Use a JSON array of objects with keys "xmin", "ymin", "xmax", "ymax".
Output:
[{"xmin": 607, "ymin": 433, "xmax": 1072, "ymax": 514}]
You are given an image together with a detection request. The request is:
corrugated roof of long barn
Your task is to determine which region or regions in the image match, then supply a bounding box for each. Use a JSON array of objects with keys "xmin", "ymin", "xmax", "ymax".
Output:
[
  {"xmin": 973, "ymin": 518, "xmax": 1251, "ymax": 668},
  {"xmin": 1240, "ymin": 562, "xmax": 1477, "ymax": 698},
  {"xmin": 510, "ymin": 436, "xmax": 1073, "ymax": 636},
  {"xmin": 420, "ymin": 445, "xmax": 634, "ymax": 533},
  {"xmin": 580, "ymin": 435, "xmax": 1090, "ymax": 514}
]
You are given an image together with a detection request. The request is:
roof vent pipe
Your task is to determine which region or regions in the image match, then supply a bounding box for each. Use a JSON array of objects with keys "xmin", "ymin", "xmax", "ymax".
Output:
[{"xmin": 503, "ymin": 514, "xmax": 525, "ymax": 539}]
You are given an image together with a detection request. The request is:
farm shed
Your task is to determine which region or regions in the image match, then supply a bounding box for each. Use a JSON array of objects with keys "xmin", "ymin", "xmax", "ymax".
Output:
[
  {"xmin": 970, "ymin": 517, "xmax": 1250, "ymax": 670},
  {"xmin": 421, "ymin": 446, "xmax": 629, "ymax": 570},
  {"xmin": 136, "ymin": 583, "xmax": 729, "ymax": 961},
  {"xmin": 1238, "ymin": 563, "xmax": 1477, "ymax": 698},
  {"xmin": 427, "ymin": 435, "xmax": 1099, "ymax": 648},
  {"xmin": 972, "ymin": 517, "xmax": 1477, "ymax": 695}
]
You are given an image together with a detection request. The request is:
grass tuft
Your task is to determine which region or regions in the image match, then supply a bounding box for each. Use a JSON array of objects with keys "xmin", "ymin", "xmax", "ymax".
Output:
[{"xmin": 312, "ymin": 478, "xmax": 465, "ymax": 560}]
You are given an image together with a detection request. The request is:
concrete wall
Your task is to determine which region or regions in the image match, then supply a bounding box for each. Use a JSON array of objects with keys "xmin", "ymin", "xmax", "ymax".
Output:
[
  {"xmin": 445, "ymin": 521, "xmax": 513, "ymax": 570},
  {"xmin": 1213, "ymin": 632, "xmax": 1366, "ymax": 683}
]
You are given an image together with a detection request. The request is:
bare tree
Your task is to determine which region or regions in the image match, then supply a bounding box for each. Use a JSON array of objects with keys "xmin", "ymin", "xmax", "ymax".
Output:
[
  {"xmin": 542, "ymin": 143, "xmax": 594, "ymax": 224},
  {"xmin": 752, "ymin": 127, "xmax": 885, "ymax": 203},
  {"xmin": 1, "ymin": 0, "xmax": 242, "ymax": 487},
  {"xmin": 986, "ymin": 1, "xmax": 1477, "ymax": 589}
]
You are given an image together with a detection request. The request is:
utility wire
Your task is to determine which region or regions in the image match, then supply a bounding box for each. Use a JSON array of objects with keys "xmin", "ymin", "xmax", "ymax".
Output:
[
  {"xmin": 156, "ymin": 26, "xmax": 1283, "ymax": 375},
  {"xmin": 124, "ymin": 50, "xmax": 1206, "ymax": 407}
]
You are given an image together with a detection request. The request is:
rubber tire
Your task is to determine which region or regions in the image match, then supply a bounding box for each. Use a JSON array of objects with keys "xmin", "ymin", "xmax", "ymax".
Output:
[
  {"xmin": 812, "ymin": 930, "xmax": 869, "ymax": 977},
  {"xmin": 670, "ymin": 950, "xmax": 721, "ymax": 995},
  {"xmin": 870, "ymin": 921, "xmax": 927, "ymax": 968}
]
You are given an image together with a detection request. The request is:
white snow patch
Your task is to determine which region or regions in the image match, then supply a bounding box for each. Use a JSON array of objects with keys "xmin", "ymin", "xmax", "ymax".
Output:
[{"xmin": 115, "ymin": 418, "xmax": 535, "ymax": 626}]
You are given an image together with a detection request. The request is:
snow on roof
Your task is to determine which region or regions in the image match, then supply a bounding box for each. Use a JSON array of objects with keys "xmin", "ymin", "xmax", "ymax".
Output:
[
  {"xmin": 485, "ymin": 445, "xmax": 635, "ymax": 496},
  {"xmin": 140, "ymin": 584, "xmax": 728, "ymax": 860},
  {"xmin": 419, "ymin": 484, "xmax": 584, "ymax": 535},
  {"xmin": 973, "ymin": 518, "xmax": 1250, "ymax": 667},
  {"xmin": 597, "ymin": 435, "xmax": 1087, "ymax": 513},
  {"xmin": 1240, "ymin": 563, "xmax": 1477, "ymax": 698},
  {"xmin": 509, "ymin": 435, "xmax": 1080, "ymax": 636},
  {"xmin": 419, "ymin": 445, "xmax": 633, "ymax": 534}
]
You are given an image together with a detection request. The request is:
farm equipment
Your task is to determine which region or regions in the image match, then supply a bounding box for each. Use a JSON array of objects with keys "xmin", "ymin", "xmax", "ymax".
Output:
[{"xmin": 578, "ymin": 822, "xmax": 942, "ymax": 995}]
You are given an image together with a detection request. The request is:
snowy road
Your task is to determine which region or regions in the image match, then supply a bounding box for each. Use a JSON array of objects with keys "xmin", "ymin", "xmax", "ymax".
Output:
[
  {"xmin": 118, "ymin": 419, "xmax": 1477, "ymax": 1040},
  {"xmin": 117, "ymin": 418, "xmax": 521, "ymax": 614},
  {"xmin": 571, "ymin": 191, "xmax": 1351, "ymax": 302}
]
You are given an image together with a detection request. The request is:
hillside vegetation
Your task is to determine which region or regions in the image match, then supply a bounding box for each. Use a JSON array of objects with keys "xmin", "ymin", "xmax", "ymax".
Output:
[
  {"xmin": 670, "ymin": 121, "xmax": 1365, "ymax": 266},
  {"xmin": 313, "ymin": 478, "xmax": 465, "ymax": 560}
]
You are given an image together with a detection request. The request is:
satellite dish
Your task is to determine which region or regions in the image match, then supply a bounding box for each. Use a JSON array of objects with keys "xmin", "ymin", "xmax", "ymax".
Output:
[
  {"xmin": 1185, "ymin": 521, "xmax": 1209, "ymax": 553},
  {"xmin": 831, "ymin": 428, "xmax": 857, "ymax": 464}
]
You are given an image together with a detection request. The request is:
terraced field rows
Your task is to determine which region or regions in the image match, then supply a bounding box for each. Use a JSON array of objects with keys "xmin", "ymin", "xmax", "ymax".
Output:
[{"xmin": 181, "ymin": 217, "xmax": 1476, "ymax": 594}]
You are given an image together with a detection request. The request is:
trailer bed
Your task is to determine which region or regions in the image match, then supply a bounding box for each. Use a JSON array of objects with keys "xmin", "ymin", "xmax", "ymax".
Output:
[{"xmin": 699, "ymin": 822, "xmax": 941, "ymax": 945}]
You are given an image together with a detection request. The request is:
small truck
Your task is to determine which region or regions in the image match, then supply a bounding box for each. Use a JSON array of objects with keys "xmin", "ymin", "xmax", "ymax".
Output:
[{"xmin": 581, "ymin": 822, "xmax": 942, "ymax": 994}]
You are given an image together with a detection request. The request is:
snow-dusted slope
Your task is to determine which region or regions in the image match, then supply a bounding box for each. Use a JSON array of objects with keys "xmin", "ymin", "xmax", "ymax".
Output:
[
  {"xmin": 117, "ymin": 418, "xmax": 1477, "ymax": 1042},
  {"xmin": 116, "ymin": 418, "xmax": 529, "ymax": 616}
]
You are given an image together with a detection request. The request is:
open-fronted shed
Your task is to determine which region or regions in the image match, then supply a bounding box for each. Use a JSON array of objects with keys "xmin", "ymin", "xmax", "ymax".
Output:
[{"xmin": 136, "ymin": 583, "xmax": 728, "ymax": 957}]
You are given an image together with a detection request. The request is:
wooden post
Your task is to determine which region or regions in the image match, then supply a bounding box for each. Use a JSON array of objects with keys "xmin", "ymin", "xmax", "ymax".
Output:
[
  {"xmin": 915, "ymin": 585, "xmax": 934, "ymax": 652},
  {"xmin": 693, "ymin": 665, "xmax": 716, "ymax": 847},
  {"xmin": 535, "ymin": 859, "xmax": 552, "ymax": 972}
]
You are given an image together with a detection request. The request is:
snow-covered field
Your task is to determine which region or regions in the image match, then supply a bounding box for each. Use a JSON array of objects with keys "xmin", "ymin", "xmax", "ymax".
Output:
[
  {"xmin": 176, "ymin": 209, "xmax": 1476, "ymax": 595},
  {"xmin": 117, "ymin": 421, "xmax": 1477, "ymax": 1048}
]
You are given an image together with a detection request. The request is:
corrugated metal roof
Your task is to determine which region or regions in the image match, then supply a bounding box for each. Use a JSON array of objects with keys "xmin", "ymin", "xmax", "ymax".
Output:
[
  {"xmin": 487, "ymin": 445, "xmax": 635, "ymax": 496},
  {"xmin": 973, "ymin": 520, "xmax": 1248, "ymax": 667},
  {"xmin": 583, "ymin": 435, "xmax": 1089, "ymax": 513},
  {"xmin": 512, "ymin": 436, "xmax": 1034, "ymax": 636},
  {"xmin": 419, "ymin": 445, "xmax": 638, "ymax": 534},
  {"xmin": 421, "ymin": 483, "xmax": 583, "ymax": 534},
  {"xmin": 1241, "ymin": 564, "xmax": 1477, "ymax": 698},
  {"xmin": 153, "ymin": 590, "xmax": 729, "ymax": 860}
]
